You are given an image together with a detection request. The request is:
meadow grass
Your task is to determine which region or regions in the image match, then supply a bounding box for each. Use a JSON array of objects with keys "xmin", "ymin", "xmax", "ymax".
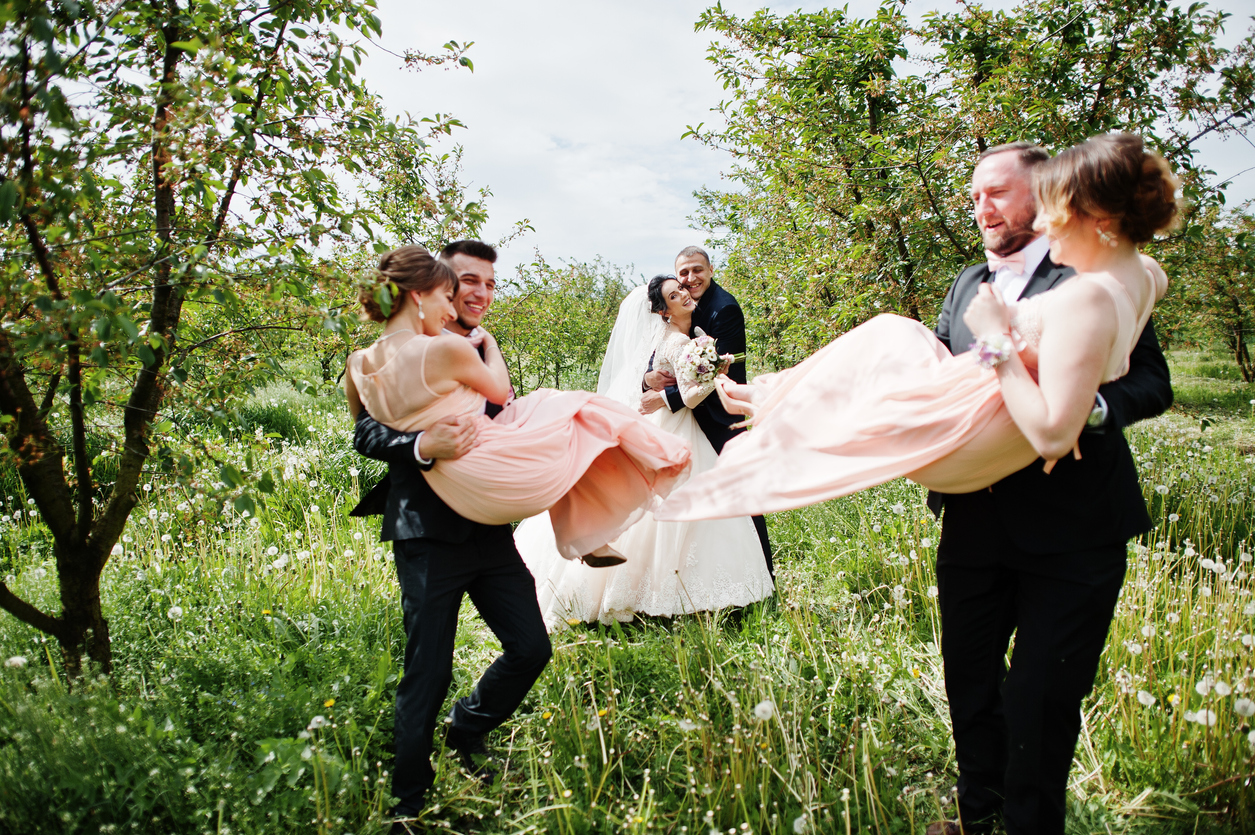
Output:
[{"xmin": 0, "ymin": 354, "xmax": 1252, "ymax": 834}]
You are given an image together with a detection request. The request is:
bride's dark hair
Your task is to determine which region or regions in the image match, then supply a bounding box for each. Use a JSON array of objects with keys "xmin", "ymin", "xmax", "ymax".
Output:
[
  {"xmin": 647, "ymin": 274, "xmax": 679, "ymax": 316},
  {"xmin": 1033, "ymin": 133, "xmax": 1179, "ymax": 245},
  {"xmin": 359, "ymin": 244, "xmax": 457, "ymax": 323}
]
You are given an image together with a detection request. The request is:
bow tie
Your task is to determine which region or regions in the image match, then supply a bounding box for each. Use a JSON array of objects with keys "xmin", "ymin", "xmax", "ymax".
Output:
[{"xmin": 986, "ymin": 249, "xmax": 1027, "ymax": 275}]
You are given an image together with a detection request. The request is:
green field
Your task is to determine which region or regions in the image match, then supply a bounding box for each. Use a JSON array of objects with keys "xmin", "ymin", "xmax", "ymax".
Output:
[{"xmin": 0, "ymin": 351, "xmax": 1253, "ymax": 835}]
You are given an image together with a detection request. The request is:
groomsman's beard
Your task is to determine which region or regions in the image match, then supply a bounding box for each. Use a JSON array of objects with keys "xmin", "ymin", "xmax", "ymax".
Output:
[
  {"xmin": 985, "ymin": 224, "xmax": 1037, "ymax": 257},
  {"xmin": 983, "ymin": 208, "xmax": 1038, "ymax": 257}
]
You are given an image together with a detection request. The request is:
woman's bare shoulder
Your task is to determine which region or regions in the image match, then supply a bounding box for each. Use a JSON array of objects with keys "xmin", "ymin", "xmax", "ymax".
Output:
[
  {"xmin": 1038, "ymin": 275, "xmax": 1118, "ymax": 331},
  {"xmin": 424, "ymin": 333, "xmax": 478, "ymax": 361}
]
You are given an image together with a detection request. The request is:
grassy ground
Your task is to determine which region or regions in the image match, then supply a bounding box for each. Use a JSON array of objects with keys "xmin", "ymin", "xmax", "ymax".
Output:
[{"xmin": 0, "ymin": 352, "xmax": 1252, "ymax": 834}]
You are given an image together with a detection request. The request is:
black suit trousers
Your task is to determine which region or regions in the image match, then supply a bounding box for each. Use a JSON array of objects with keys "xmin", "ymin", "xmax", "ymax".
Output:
[
  {"xmin": 936, "ymin": 492, "xmax": 1126, "ymax": 835},
  {"xmin": 390, "ymin": 527, "xmax": 551, "ymax": 811}
]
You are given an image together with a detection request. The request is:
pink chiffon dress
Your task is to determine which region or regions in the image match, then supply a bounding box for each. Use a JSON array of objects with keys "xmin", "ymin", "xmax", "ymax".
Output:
[
  {"xmin": 656, "ymin": 271, "xmax": 1162, "ymax": 523},
  {"xmin": 348, "ymin": 330, "xmax": 692, "ymax": 558}
]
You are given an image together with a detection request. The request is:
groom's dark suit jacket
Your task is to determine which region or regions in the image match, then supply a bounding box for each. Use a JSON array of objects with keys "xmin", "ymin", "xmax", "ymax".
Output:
[
  {"xmin": 930, "ymin": 254, "xmax": 1173, "ymax": 556},
  {"xmin": 657, "ymin": 280, "xmax": 748, "ymax": 455}
]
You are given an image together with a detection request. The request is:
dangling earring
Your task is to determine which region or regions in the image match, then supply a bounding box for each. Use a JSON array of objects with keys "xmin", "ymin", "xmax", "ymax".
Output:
[
  {"xmin": 417, "ymin": 298, "xmax": 425, "ymax": 320},
  {"xmin": 1096, "ymin": 226, "xmax": 1118, "ymax": 248}
]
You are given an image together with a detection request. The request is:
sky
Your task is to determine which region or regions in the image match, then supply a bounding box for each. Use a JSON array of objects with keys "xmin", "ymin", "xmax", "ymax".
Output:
[{"xmin": 358, "ymin": 0, "xmax": 1255, "ymax": 282}]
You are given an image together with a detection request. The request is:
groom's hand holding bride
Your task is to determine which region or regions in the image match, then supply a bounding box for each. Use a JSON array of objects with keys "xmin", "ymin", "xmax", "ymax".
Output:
[
  {"xmin": 639, "ymin": 369, "xmax": 676, "ymax": 415},
  {"xmin": 417, "ymin": 414, "xmax": 480, "ymax": 461}
]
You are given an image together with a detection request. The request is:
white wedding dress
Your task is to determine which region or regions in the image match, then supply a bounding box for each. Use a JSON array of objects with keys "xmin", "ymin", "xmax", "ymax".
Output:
[{"xmin": 515, "ymin": 287, "xmax": 774, "ymax": 629}]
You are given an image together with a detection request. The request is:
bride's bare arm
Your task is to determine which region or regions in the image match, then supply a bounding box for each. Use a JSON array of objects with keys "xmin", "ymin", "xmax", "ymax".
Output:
[
  {"xmin": 966, "ymin": 283, "xmax": 1116, "ymax": 461},
  {"xmin": 426, "ymin": 334, "xmax": 513, "ymax": 403}
]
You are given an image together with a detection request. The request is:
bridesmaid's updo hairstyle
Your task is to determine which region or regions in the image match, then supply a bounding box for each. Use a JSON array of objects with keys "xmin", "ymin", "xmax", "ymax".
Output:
[
  {"xmin": 647, "ymin": 274, "xmax": 679, "ymax": 317},
  {"xmin": 358, "ymin": 244, "xmax": 457, "ymax": 323},
  {"xmin": 1033, "ymin": 133, "xmax": 1179, "ymax": 245}
]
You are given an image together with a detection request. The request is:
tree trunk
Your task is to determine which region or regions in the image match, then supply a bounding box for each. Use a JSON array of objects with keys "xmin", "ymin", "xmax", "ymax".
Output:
[
  {"xmin": 1233, "ymin": 323, "xmax": 1253, "ymax": 383},
  {"xmin": 56, "ymin": 543, "xmax": 112, "ymax": 677}
]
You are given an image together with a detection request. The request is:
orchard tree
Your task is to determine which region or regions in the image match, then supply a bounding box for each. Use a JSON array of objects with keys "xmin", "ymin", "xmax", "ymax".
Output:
[
  {"xmin": 0, "ymin": 0, "xmax": 471, "ymax": 675},
  {"xmin": 490, "ymin": 255, "xmax": 632, "ymax": 394},
  {"xmin": 691, "ymin": 0, "xmax": 1255, "ymax": 365}
]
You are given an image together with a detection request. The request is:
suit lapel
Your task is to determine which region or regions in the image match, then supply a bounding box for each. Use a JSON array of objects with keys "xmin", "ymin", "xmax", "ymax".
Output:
[{"xmin": 1019, "ymin": 255, "xmax": 1074, "ymax": 299}]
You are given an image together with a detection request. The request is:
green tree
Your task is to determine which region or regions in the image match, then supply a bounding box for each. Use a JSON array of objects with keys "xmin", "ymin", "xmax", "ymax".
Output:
[
  {"xmin": 0, "ymin": 0, "xmax": 469, "ymax": 675},
  {"xmin": 491, "ymin": 255, "xmax": 633, "ymax": 394},
  {"xmin": 691, "ymin": 0, "xmax": 1255, "ymax": 366}
]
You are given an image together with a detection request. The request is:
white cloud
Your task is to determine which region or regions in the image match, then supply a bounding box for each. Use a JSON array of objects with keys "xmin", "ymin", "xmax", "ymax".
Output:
[{"xmin": 360, "ymin": 0, "xmax": 1255, "ymax": 280}]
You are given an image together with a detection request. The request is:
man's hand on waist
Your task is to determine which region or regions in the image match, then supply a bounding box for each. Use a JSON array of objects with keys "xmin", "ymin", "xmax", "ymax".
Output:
[
  {"xmin": 639, "ymin": 389, "xmax": 667, "ymax": 415},
  {"xmin": 416, "ymin": 414, "xmax": 478, "ymax": 463}
]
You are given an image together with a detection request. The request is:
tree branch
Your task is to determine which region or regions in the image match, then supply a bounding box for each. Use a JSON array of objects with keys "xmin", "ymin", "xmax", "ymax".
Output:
[
  {"xmin": 0, "ymin": 581, "xmax": 64, "ymax": 639},
  {"xmin": 39, "ymin": 371, "xmax": 61, "ymax": 416},
  {"xmin": 66, "ymin": 335, "xmax": 91, "ymax": 540},
  {"xmin": 174, "ymin": 324, "xmax": 304, "ymax": 359},
  {"xmin": 209, "ymin": 18, "xmax": 288, "ymax": 246}
]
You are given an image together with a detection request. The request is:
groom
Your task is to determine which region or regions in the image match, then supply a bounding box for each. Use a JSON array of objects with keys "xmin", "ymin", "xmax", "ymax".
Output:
[
  {"xmin": 640, "ymin": 245, "xmax": 774, "ymax": 574},
  {"xmin": 351, "ymin": 240, "xmax": 550, "ymax": 833},
  {"xmin": 926, "ymin": 143, "xmax": 1172, "ymax": 835}
]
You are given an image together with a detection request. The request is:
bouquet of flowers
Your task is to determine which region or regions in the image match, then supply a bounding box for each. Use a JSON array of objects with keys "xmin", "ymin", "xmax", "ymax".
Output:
[{"xmin": 677, "ymin": 335, "xmax": 744, "ymax": 387}]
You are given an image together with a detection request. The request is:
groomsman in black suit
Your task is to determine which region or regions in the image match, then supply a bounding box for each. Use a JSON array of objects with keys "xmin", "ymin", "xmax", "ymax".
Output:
[
  {"xmin": 925, "ymin": 143, "xmax": 1172, "ymax": 835},
  {"xmin": 640, "ymin": 246, "xmax": 774, "ymax": 574},
  {"xmin": 351, "ymin": 240, "xmax": 549, "ymax": 834}
]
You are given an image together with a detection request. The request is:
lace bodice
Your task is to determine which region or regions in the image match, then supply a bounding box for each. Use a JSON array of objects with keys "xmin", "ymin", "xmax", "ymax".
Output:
[
  {"xmin": 655, "ymin": 328, "xmax": 718, "ymax": 409},
  {"xmin": 1008, "ymin": 267, "xmax": 1163, "ymax": 382},
  {"xmin": 348, "ymin": 330, "xmax": 485, "ymax": 432}
]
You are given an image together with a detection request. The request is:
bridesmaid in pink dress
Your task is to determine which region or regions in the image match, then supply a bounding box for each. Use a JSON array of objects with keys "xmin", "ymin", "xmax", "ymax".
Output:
[
  {"xmin": 345, "ymin": 246, "xmax": 691, "ymax": 562},
  {"xmin": 657, "ymin": 133, "xmax": 1178, "ymax": 523}
]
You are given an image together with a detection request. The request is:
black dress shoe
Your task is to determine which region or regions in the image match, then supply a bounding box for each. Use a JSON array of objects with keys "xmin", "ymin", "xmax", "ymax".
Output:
[
  {"xmin": 387, "ymin": 807, "xmax": 423, "ymax": 835},
  {"xmin": 925, "ymin": 821, "xmax": 988, "ymax": 835},
  {"xmin": 445, "ymin": 725, "xmax": 498, "ymax": 785}
]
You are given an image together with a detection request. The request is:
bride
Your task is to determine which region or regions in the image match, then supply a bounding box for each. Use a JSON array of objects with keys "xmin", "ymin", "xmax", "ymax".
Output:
[
  {"xmin": 658, "ymin": 132, "xmax": 1177, "ymax": 522},
  {"xmin": 515, "ymin": 275, "xmax": 774, "ymax": 628},
  {"xmin": 345, "ymin": 246, "xmax": 691, "ymax": 563}
]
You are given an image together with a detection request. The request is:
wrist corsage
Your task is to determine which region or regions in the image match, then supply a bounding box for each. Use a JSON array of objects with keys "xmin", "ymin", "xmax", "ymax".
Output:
[{"xmin": 970, "ymin": 333, "xmax": 1014, "ymax": 369}]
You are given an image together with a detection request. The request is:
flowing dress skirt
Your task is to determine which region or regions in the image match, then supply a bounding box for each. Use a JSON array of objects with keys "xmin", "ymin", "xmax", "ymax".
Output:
[
  {"xmin": 515, "ymin": 401, "xmax": 773, "ymax": 629},
  {"xmin": 424, "ymin": 388, "xmax": 692, "ymax": 559},
  {"xmin": 655, "ymin": 315, "xmax": 1039, "ymax": 522}
]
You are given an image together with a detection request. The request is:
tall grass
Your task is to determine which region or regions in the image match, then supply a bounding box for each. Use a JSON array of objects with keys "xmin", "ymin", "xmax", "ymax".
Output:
[{"xmin": 0, "ymin": 373, "xmax": 1252, "ymax": 834}]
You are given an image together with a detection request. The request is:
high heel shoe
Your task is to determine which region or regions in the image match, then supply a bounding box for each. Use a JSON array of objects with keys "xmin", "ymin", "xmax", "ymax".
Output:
[{"xmin": 580, "ymin": 544, "xmax": 627, "ymax": 568}]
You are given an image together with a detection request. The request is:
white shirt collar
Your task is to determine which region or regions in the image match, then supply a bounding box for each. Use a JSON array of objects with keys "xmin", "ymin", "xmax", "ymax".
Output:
[{"xmin": 1015, "ymin": 235, "xmax": 1050, "ymax": 279}]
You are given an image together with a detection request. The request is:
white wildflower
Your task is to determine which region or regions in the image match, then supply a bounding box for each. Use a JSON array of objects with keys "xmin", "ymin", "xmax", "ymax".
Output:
[
  {"xmin": 1195, "ymin": 677, "xmax": 1213, "ymax": 697},
  {"xmin": 1140, "ymin": 625, "xmax": 1156, "ymax": 638},
  {"xmin": 793, "ymin": 815, "xmax": 807, "ymax": 834},
  {"xmin": 1155, "ymin": 485, "xmax": 1169, "ymax": 495},
  {"xmin": 110, "ymin": 543, "xmax": 124, "ymax": 556},
  {"xmin": 753, "ymin": 700, "xmax": 775, "ymax": 721},
  {"xmin": 4, "ymin": 656, "xmax": 28, "ymax": 669},
  {"xmin": 167, "ymin": 606, "xmax": 183, "ymax": 621},
  {"xmin": 1214, "ymin": 681, "xmax": 1232, "ymax": 697},
  {"xmin": 1235, "ymin": 698, "xmax": 1255, "ymax": 718},
  {"xmin": 1136, "ymin": 690, "xmax": 1156, "ymax": 707},
  {"xmin": 307, "ymin": 716, "xmax": 327, "ymax": 730}
]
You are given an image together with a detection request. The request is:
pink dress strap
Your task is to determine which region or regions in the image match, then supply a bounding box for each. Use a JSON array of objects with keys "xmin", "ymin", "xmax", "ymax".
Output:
[{"xmin": 348, "ymin": 331, "xmax": 485, "ymax": 432}]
